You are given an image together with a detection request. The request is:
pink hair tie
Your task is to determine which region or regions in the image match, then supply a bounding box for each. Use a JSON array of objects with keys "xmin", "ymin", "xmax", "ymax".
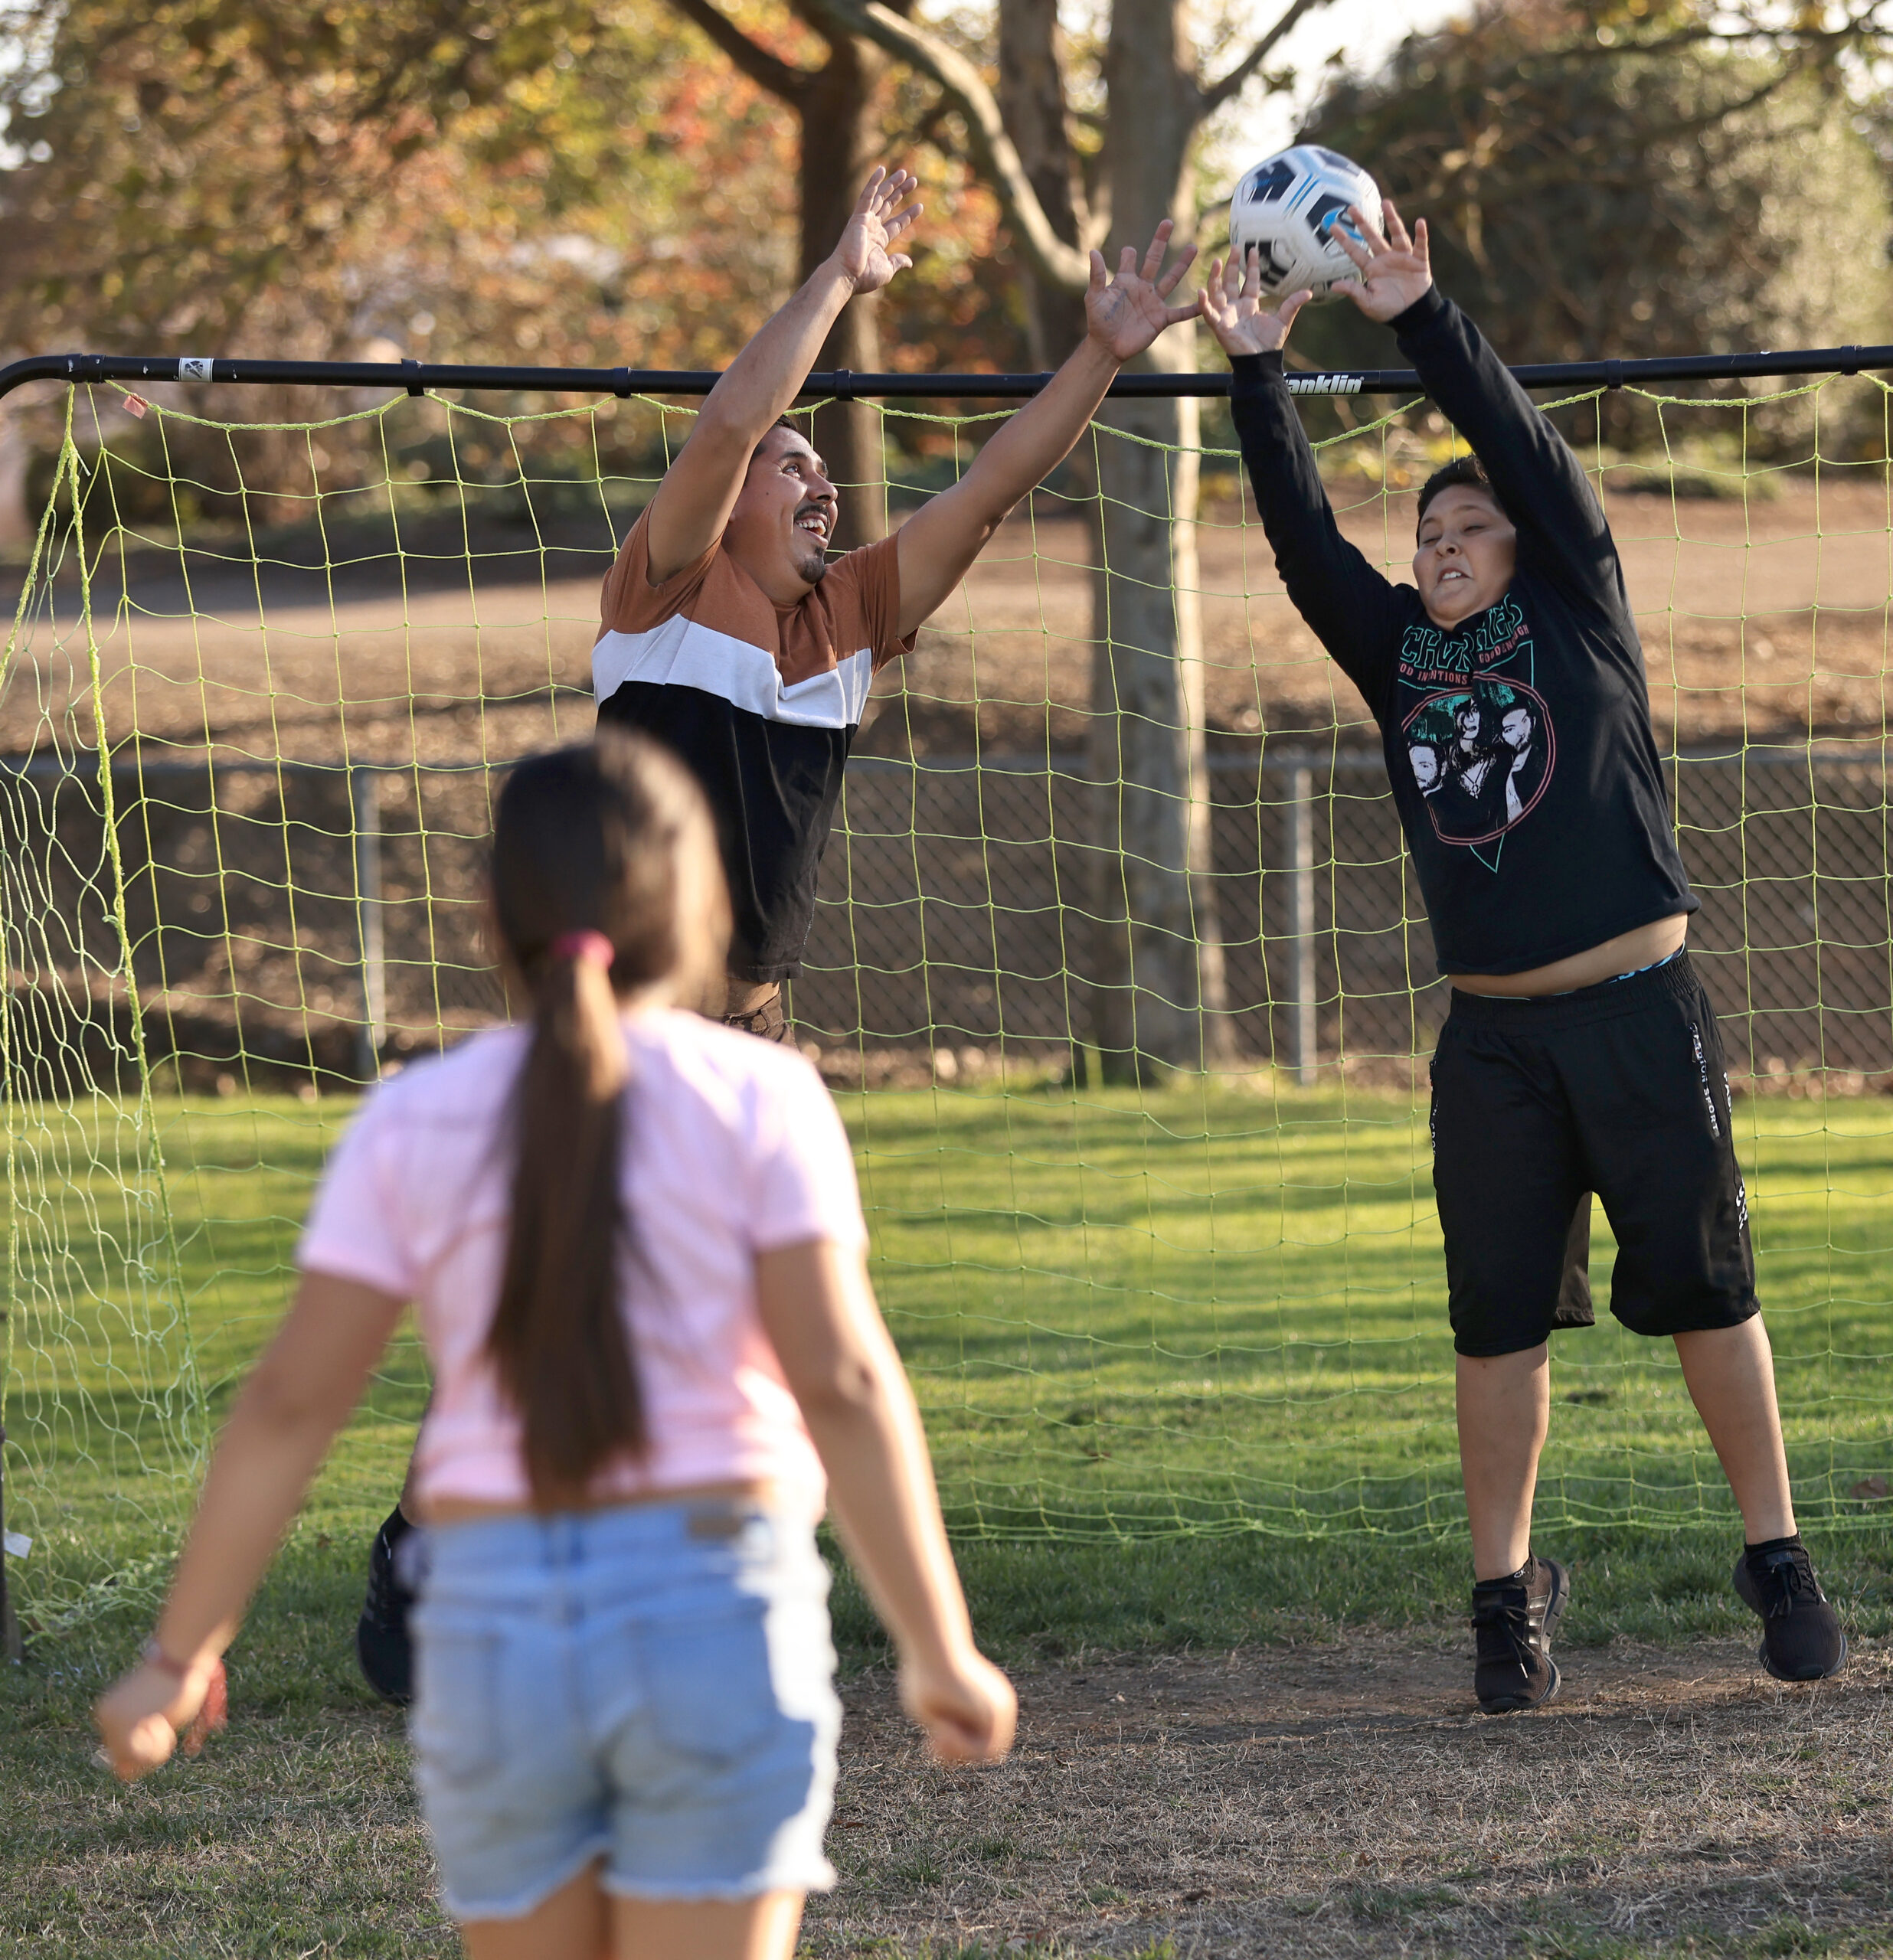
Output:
[{"xmin": 548, "ymin": 929, "xmax": 616, "ymax": 968}]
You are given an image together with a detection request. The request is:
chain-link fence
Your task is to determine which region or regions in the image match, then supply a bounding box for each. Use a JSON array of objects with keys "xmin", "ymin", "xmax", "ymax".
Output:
[
  {"xmin": 5, "ymin": 746, "xmax": 1889, "ymax": 1088},
  {"xmin": 797, "ymin": 746, "xmax": 1893, "ymax": 1082}
]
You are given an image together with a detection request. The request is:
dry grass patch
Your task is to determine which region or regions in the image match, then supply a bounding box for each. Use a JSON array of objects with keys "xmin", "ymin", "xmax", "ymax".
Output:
[
  {"xmin": 806, "ymin": 1635, "xmax": 1893, "ymax": 1958},
  {"xmin": 7, "ymin": 1627, "xmax": 1893, "ymax": 1957}
]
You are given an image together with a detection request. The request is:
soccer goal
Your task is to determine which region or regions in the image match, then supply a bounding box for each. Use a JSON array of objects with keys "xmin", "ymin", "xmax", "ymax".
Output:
[{"xmin": 4, "ymin": 345, "xmax": 1893, "ymax": 1634}]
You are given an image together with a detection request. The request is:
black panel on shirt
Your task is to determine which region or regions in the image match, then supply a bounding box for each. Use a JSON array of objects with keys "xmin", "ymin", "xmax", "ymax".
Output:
[{"xmin": 597, "ymin": 681, "xmax": 848, "ymax": 984}]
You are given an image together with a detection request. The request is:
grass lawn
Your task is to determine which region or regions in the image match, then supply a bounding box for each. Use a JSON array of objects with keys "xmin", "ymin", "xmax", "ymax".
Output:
[
  {"xmin": 5, "ymin": 1080, "xmax": 1893, "ymax": 1954},
  {"xmin": 852, "ymin": 1082, "xmax": 1893, "ymax": 1542},
  {"xmin": 8, "ymin": 1079, "xmax": 1893, "ymax": 1632}
]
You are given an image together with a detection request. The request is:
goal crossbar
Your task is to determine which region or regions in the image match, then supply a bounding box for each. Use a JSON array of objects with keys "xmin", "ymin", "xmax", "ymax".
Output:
[{"xmin": 7, "ymin": 343, "xmax": 1893, "ymax": 403}]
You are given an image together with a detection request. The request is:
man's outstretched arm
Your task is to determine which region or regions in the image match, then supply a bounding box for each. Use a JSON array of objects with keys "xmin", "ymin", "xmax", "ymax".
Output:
[
  {"xmin": 643, "ymin": 167, "xmax": 920, "ymax": 586},
  {"xmin": 893, "ymin": 225, "xmax": 1198, "ymax": 638}
]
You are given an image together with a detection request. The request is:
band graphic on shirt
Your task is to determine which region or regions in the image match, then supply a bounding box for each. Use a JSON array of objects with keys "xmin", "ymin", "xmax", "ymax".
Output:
[{"xmin": 1402, "ymin": 678, "xmax": 1555, "ymax": 851}]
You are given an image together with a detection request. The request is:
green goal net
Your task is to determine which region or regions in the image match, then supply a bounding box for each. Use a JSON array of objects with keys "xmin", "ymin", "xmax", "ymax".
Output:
[{"xmin": 5, "ymin": 365, "xmax": 1893, "ymax": 1629}]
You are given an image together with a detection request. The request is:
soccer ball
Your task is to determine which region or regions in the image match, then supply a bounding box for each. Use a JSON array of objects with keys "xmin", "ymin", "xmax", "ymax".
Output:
[{"xmin": 1228, "ymin": 145, "xmax": 1384, "ymax": 302}]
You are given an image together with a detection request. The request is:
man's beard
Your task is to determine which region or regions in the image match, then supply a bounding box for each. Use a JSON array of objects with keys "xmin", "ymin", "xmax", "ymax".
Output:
[{"xmin": 791, "ymin": 521, "xmax": 829, "ymax": 584}]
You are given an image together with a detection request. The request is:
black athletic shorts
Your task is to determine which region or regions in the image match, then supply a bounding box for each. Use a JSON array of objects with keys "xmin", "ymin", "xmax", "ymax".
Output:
[{"xmin": 1429, "ymin": 950, "xmax": 1758, "ymax": 1357}]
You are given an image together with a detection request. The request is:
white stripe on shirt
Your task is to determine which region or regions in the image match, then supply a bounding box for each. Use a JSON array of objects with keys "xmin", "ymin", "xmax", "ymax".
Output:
[{"xmin": 593, "ymin": 617, "xmax": 875, "ymax": 730}]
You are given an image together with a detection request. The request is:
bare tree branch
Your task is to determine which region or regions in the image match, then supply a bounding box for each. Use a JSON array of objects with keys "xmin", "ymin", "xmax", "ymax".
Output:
[
  {"xmin": 663, "ymin": 0, "xmax": 814, "ymax": 106},
  {"xmin": 1200, "ymin": 0, "xmax": 1338, "ymax": 115},
  {"xmin": 812, "ymin": 0, "xmax": 1093, "ymax": 292}
]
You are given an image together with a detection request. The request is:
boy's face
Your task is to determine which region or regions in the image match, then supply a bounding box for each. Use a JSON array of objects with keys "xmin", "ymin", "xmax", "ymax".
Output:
[{"xmin": 1414, "ymin": 485, "xmax": 1517, "ymax": 628}]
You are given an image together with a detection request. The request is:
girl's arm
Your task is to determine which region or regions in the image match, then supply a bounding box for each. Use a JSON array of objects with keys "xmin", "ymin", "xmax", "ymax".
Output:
[
  {"xmin": 755, "ymin": 1238, "xmax": 1015, "ymax": 1765},
  {"xmin": 93, "ymin": 1272, "xmax": 407, "ymax": 1779}
]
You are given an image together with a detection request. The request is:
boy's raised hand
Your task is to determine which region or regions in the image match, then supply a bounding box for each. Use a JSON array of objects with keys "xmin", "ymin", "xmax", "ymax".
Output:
[
  {"xmin": 1084, "ymin": 220, "xmax": 1201, "ymax": 362},
  {"xmin": 832, "ymin": 166, "xmax": 923, "ymax": 296},
  {"xmin": 1198, "ymin": 246, "xmax": 1312, "ymax": 357},
  {"xmin": 1332, "ymin": 199, "xmax": 1431, "ymax": 322}
]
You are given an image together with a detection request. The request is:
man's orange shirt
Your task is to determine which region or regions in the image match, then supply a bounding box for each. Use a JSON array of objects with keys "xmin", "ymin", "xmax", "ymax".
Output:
[{"xmin": 593, "ymin": 511, "xmax": 914, "ymax": 982}]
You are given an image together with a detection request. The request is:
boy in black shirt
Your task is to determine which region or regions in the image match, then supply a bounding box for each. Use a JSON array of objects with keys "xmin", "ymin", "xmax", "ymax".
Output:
[{"xmin": 1201, "ymin": 205, "xmax": 1846, "ymax": 1710}]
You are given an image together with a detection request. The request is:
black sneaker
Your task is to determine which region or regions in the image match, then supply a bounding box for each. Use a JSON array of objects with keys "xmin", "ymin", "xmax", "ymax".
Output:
[
  {"xmin": 1472, "ymin": 1555, "xmax": 1569, "ymax": 1713},
  {"xmin": 1734, "ymin": 1538, "xmax": 1846, "ymax": 1682},
  {"xmin": 356, "ymin": 1505, "xmax": 417, "ymax": 1705}
]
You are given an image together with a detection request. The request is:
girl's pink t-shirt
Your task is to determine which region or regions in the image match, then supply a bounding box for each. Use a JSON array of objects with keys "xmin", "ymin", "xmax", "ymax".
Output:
[{"xmin": 298, "ymin": 1008, "xmax": 867, "ymax": 1518}]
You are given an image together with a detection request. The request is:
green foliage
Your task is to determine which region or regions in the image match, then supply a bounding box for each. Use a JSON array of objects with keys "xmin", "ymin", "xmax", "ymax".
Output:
[
  {"xmin": 1294, "ymin": 2, "xmax": 1893, "ymax": 448},
  {"xmin": 0, "ymin": 1, "xmax": 636, "ymax": 347},
  {"xmin": 0, "ymin": 0, "xmax": 805, "ymax": 506},
  {"xmin": 0, "ymin": 0, "xmax": 1025, "ymax": 505}
]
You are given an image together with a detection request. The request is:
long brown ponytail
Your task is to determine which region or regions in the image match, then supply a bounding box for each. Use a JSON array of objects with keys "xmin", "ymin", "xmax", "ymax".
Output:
[{"xmin": 486, "ymin": 733, "xmax": 730, "ymax": 1506}]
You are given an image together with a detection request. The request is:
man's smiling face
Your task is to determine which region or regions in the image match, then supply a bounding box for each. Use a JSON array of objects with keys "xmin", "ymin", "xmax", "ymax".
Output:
[
  {"xmin": 1413, "ymin": 485, "xmax": 1517, "ymax": 629},
  {"xmin": 722, "ymin": 425, "xmax": 838, "ymax": 599}
]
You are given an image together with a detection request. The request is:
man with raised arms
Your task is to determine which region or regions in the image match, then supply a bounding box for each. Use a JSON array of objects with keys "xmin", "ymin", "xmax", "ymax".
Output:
[
  {"xmin": 593, "ymin": 164, "xmax": 1198, "ymax": 1037},
  {"xmin": 355, "ymin": 164, "xmax": 1201, "ymax": 1700},
  {"xmin": 1199, "ymin": 204, "xmax": 1846, "ymax": 1713}
]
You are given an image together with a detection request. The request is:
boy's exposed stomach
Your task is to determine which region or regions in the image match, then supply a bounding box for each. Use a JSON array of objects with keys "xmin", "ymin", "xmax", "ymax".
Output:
[{"xmin": 1447, "ymin": 913, "xmax": 1689, "ymax": 998}]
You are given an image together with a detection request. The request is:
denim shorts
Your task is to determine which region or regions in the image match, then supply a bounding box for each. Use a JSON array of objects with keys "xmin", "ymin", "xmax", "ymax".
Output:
[{"xmin": 407, "ymin": 1500, "xmax": 840, "ymax": 1921}]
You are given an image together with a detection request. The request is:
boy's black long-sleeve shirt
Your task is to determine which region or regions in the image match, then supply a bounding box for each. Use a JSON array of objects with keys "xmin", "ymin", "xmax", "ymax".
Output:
[{"xmin": 1231, "ymin": 285, "xmax": 1696, "ymax": 975}]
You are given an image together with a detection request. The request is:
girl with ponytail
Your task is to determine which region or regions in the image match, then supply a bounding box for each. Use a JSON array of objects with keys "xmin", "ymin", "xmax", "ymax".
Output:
[{"xmin": 96, "ymin": 731, "xmax": 1015, "ymax": 1959}]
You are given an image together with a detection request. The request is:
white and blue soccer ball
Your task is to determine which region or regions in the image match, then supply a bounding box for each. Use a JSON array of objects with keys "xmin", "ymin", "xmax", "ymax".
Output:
[{"xmin": 1228, "ymin": 145, "xmax": 1383, "ymax": 301}]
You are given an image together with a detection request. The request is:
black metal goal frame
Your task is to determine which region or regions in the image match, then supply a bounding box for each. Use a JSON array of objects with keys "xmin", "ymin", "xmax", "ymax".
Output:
[
  {"xmin": 4, "ymin": 332, "xmax": 1893, "ymax": 1660},
  {"xmin": 5, "ymin": 343, "xmax": 1893, "ymax": 405}
]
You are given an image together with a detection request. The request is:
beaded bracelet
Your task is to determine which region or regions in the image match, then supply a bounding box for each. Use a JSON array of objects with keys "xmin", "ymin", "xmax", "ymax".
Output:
[
  {"xmin": 140, "ymin": 1638, "xmax": 196, "ymax": 1677},
  {"xmin": 137, "ymin": 1641, "xmax": 230, "ymax": 1752}
]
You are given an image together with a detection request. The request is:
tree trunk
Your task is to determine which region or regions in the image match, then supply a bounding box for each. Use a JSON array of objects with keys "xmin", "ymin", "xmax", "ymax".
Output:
[
  {"xmin": 796, "ymin": 18, "xmax": 890, "ymax": 550},
  {"xmin": 0, "ymin": 410, "xmax": 31, "ymax": 551},
  {"xmin": 0, "ymin": 371, "xmax": 32, "ymax": 550},
  {"xmin": 997, "ymin": 0, "xmax": 1089, "ymax": 367},
  {"xmin": 1084, "ymin": 0, "xmax": 1228, "ymax": 1080}
]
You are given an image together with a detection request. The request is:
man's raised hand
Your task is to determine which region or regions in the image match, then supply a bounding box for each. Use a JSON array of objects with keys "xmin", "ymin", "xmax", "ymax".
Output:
[
  {"xmin": 1332, "ymin": 200, "xmax": 1431, "ymax": 322},
  {"xmin": 1084, "ymin": 220, "xmax": 1199, "ymax": 362},
  {"xmin": 1198, "ymin": 247, "xmax": 1312, "ymax": 358},
  {"xmin": 834, "ymin": 167, "xmax": 923, "ymax": 296}
]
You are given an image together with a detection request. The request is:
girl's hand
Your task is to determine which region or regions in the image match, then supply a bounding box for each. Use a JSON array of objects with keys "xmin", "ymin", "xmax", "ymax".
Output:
[
  {"xmin": 94, "ymin": 1651, "xmax": 227, "ymax": 1781},
  {"xmin": 831, "ymin": 166, "xmax": 923, "ymax": 296},
  {"xmin": 900, "ymin": 1645, "xmax": 1018, "ymax": 1764},
  {"xmin": 1198, "ymin": 246, "xmax": 1312, "ymax": 357},
  {"xmin": 1332, "ymin": 199, "xmax": 1432, "ymax": 322}
]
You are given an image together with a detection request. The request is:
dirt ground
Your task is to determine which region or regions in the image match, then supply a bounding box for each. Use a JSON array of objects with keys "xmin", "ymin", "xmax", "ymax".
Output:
[
  {"xmin": 883, "ymin": 480, "xmax": 1893, "ymax": 756},
  {"xmin": 17, "ymin": 479, "xmax": 1893, "ymax": 765},
  {"xmin": 806, "ymin": 1636, "xmax": 1893, "ymax": 1957}
]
